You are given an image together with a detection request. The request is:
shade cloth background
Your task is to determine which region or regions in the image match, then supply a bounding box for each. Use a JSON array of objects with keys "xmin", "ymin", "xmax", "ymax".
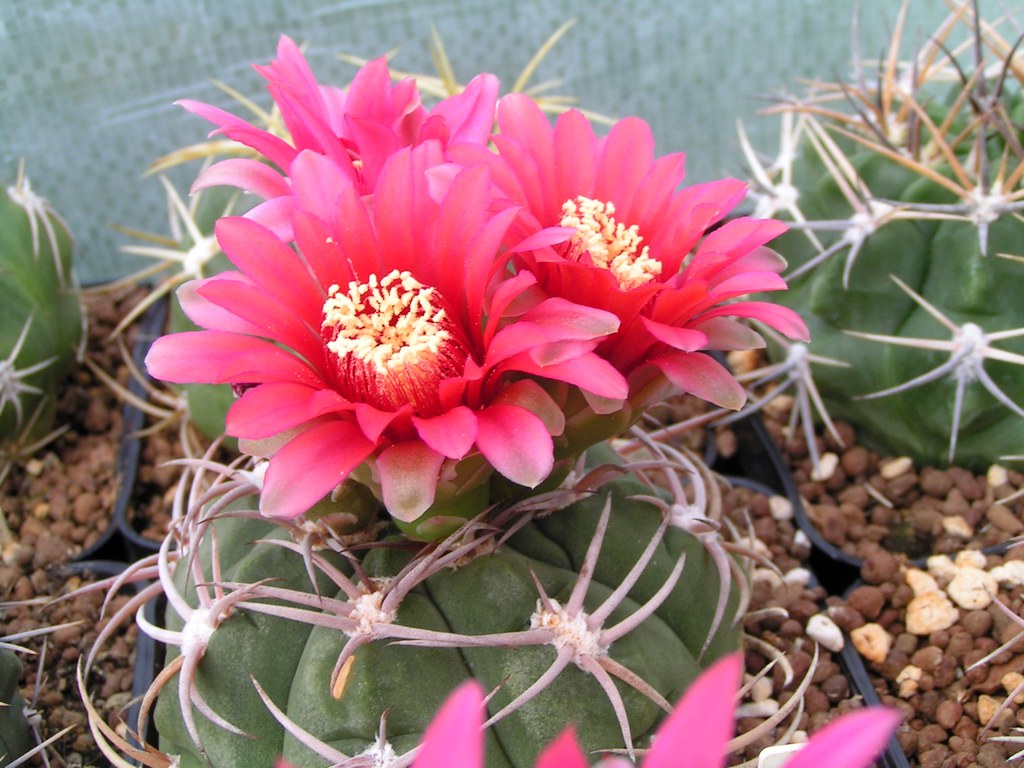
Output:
[{"xmin": 2, "ymin": 0, "xmax": 953, "ymax": 282}]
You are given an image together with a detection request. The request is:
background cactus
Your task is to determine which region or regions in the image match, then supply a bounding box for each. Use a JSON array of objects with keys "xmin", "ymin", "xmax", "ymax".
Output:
[
  {"xmin": 0, "ymin": 647, "xmax": 34, "ymax": 766},
  {"xmin": 0, "ymin": 164, "xmax": 85, "ymax": 477},
  {"xmin": 146, "ymin": 445, "xmax": 740, "ymax": 768},
  {"xmin": 743, "ymin": 2, "xmax": 1024, "ymax": 470}
]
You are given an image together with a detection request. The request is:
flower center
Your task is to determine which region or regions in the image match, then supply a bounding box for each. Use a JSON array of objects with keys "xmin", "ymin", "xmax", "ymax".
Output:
[
  {"xmin": 559, "ymin": 196, "xmax": 662, "ymax": 290},
  {"xmin": 321, "ymin": 269, "xmax": 468, "ymax": 414}
]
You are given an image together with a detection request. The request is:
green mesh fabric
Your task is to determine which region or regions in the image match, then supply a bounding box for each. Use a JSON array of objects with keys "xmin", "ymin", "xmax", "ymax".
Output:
[{"xmin": 2, "ymin": 0, "xmax": 951, "ymax": 283}]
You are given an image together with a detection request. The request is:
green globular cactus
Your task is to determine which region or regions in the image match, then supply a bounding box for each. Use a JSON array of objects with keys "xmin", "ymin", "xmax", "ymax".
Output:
[
  {"xmin": 0, "ymin": 166, "xmax": 84, "ymax": 472},
  {"xmin": 0, "ymin": 648, "xmax": 34, "ymax": 766},
  {"xmin": 145, "ymin": 446, "xmax": 739, "ymax": 768},
  {"xmin": 744, "ymin": 4, "xmax": 1024, "ymax": 469}
]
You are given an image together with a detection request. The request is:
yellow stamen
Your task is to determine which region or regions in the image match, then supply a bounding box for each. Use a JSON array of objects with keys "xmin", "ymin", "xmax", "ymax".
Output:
[
  {"xmin": 321, "ymin": 269, "xmax": 466, "ymax": 413},
  {"xmin": 559, "ymin": 196, "xmax": 662, "ymax": 290}
]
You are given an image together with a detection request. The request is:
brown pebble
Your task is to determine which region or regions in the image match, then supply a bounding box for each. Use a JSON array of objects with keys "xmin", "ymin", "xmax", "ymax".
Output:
[
  {"xmin": 847, "ymin": 585, "xmax": 885, "ymax": 620},
  {"xmin": 919, "ymin": 744, "xmax": 952, "ymax": 768},
  {"xmin": 861, "ymin": 549, "xmax": 900, "ymax": 584},
  {"xmin": 920, "ymin": 467, "xmax": 953, "ymax": 496},
  {"xmin": 910, "ymin": 645, "xmax": 943, "ymax": 672},
  {"xmin": 828, "ymin": 604, "xmax": 865, "ymax": 632},
  {"xmin": 72, "ymin": 492, "xmax": 99, "ymax": 525},
  {"xmin": 821, "ymin": 673, "xmax": 850, "ymax": 702},
  {"xmin": 841, "ymin": 446, "xmax": 870, "ymax": 476},
  {"xmin": 987, "ymin": 503, "xmax": 1024, "ymax": 534},
  {"xmin": 935, "ymin": 698, "xmax": 963, "ymax": 729}
]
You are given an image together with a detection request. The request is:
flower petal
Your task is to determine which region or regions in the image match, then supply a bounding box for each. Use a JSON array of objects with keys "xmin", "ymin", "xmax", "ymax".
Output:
[
  {"xmin": 475, "ymin": 405, "xmax": 554, "ymax": 488},
  {"xmin": 492, "ymin": 379, "xmax": 565, "ymax": 437},
  {"xmin": 413, "ymin": 407, "xmax": 478, "ymax": 460},
  {"xmin": 146, "ymin": 331, "xmax": 321, "ymax": 387},
  {"xmin": 191, "ymin": 158, "xmax": 290, "ymax": 200},
  {"xmin": 215, "ymin": 216, "xmax": 323, "ymax": 314},
  {"xmin": 260, "ymin": 420, "xmax": 375, "ymax": 519},
  {"xmin": 534, "ymin": 728, "xmax": 589, "ymax": 768},
  {"xmin": 649, "ymin": 351, "xmax": 746, "ymax": 410},
  {"xmin": 786, "ymin": 708, "xmax": 901, "ymax": 768},
  {"xmin": 430, "ymin": 72, "xmax": 499, "ymax": 146},
  {"xmin": 413, "ymin": 682, "xmax": 485, "ymax": 768},
  {"xmin": 226, "ymin": 383, "xmax": 349, "ymax": 440},
  {"xmin": 376, "ymin": 441, "xmax": 446, "ymax": 522},
  {"xmin": 640, "ymin": 317, "xmax": 708, "ymax": 352},
  {"xmin": 643, "ymin": 652, "xmax": 741, "ymax": 768}
]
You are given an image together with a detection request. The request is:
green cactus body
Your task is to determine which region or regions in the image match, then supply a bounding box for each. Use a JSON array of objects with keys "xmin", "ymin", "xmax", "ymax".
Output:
[
  {"xmin": 0, "ymin": 172, "xmax": 83, "ymax": 458},
  {"xmin": 753, "ymin": 11, "xmax": 1024, "ymax": 469},
  {"xmin": 0, "ymin": 648, "xmax": 34, "ymax": 766},
  {"xmin": 154, "ymin": 460, "xmax": 738, "ymax": 767}
]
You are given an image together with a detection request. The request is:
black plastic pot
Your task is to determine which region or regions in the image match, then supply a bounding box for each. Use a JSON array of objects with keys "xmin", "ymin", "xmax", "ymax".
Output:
[
  {"xmin": 114, "ymin": 296, "xmax": 169, "ymax": 561},
  {"xmin": 714, "ymin": 411, "xmax": 863, "ymax": 594},
  {"xmin": 715, "ymin": 412, "xmax": 912, "ymax": 768}
]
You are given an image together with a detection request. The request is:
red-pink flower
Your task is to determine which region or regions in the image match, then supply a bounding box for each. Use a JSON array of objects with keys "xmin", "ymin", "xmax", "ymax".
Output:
[
  {"xmin": 453, "ymin": 94, "xmax": 808, "ymax": 412},
  {"xmin": 410, "ymin": 653, "xmax": 900, "ymax": 768},
  {"xmin": 146, "ymin": 142, "xmax": 626, "ymax": 530},
  {"xmin": 180, "ymin": 35, "xmax": 499, "ymax": 240}
]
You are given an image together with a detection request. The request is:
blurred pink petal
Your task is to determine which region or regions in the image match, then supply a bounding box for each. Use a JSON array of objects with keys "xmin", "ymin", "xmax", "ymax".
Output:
[
  {"xmin": 413, "ymin": 682, "xmax": 485, "ymax": 768},
  {"xmin": 787, "ymin": 708, "xmax": 902, "ymax": 768}
]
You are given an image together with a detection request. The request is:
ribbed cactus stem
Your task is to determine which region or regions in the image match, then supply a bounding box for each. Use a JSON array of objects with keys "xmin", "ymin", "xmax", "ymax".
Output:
[{"xmin": 0, "ymin": 164, "xmax": 84, "ymax": 470}]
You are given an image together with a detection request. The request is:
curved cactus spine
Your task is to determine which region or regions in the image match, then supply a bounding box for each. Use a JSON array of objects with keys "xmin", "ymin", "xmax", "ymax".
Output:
[
  {"xmin": 742, "ymin": 1, "xmax": 1024, "ymax": 469},
  {"xmin": 0, "ymin": 163, "xmax": 85, "ymax": 477}
]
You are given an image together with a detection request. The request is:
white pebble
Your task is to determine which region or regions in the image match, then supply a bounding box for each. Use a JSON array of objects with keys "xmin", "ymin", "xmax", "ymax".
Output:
[
  {"xmin": 850, "ymin": 623, "xmax": 892, "ymax": 664},
  {"xmin": 954, "ymin": 550, "xmax": 988, "ymax": 570},
  {"xmin": 926, "ymin": 554, "xmax": 958, "ymax": 582},
  {"xmin": 988, "ymin": 464, "xmax": 1010, "ymax": 487},
  {"xmin": 880, "ymin": 456, "xmax": 913, "ymax": 479},
  {"xmin": 757, "ymin": 743, "xmax": 806, "ymax": 768},
  {"xmin": 896, "ymin": 665, "xmax": 923, "ymax": 698},
  {"xmin": 940, "ymin": 515, "xmax": 973, "ymax": 539},
  {"xmin": 751, "ymin": 568, "xmax": 784, "ymax": 587},
  {"xmin": 793, "ymin": 529, "xmax": 810, "ymax": 549},
  {"xmin": 736, "ymin": 699, "xmax": 780, "ymax": 718},
  {"xmin": 990, "ymin": 560, "xmax": 1024, "ymax": 587},
  {"xmin": 947, "ymin": 567, "xmax": 998, "ymax": 610},
  {"xmin": 783, "ymin": 567, "xmax": 812, "ymax": 587},
  {"xmin": 806, "ymin": 613, "xmax": 845, "ymax": 652},
  {"xmin": 769, "ymin": 495, "xmax": 793, "ymax": 521},
  {"xmin": 905, "ymin": 567, "xmax": 940, "ymax": 596},
  {"xmin": 905, "ymin": 591, "xmax": 959, "ymax": 635},
  {"xmin": 749, "ymin": 675, "xmax": 774, "ymax": 703},
  {"xmin": 811, "ymin": 452, "xmax": 839, "ymax": 481}
]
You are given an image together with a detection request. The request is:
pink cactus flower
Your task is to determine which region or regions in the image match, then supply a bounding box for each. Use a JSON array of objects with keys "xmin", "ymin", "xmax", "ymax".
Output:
[
  {"xmin": 146, "ymin": 141, "xmax": 627, "ymax": 531},
  {"xmin": 410, "ymin": 653, "xmax": 900, "ymax": 768},
  {"xmin": 179, "ymin": 35, "xmax": 499, "ymax": 240},
  {"xmin": 452, "ymin": 94, "xmax": 809, "ymax": 413}
]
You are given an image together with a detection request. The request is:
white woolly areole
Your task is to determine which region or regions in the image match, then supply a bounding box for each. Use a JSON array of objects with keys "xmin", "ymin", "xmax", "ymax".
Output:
[
  {"xmin": 350, "ymin": 590, "xmax": 396, "ymax": 637},
  {"xmin": 181, "ymin": 606, "xmax": 216, "ymax": 658},
  {"xmin": 356, "ymin": 736, "xmax": 398, "ymax": 766},
  {"xmin": 530, "ymin": 598, "xmax": 606, "ymax": 659}
]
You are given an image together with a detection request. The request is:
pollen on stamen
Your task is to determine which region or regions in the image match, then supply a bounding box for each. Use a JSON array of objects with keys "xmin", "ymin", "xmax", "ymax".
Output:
[
  {"xmin": 560, "ymin": 196, "xmax": 662, "ymax": 290},
  {"xmin": 320, "ymin": 269, "xmax": 468, "ymax": 413}
]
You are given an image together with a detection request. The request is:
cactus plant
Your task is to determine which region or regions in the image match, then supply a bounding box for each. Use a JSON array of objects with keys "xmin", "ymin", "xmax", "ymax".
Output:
[
  {"xmin": 741, "ymin": 1, "xmax": 1024, "ymax": 470},
  {"xmin": 131, "ymin": 444, "xmax": 738, "ymax": 768},
  {"xmin": 80, "ymin": 33, "xmax": 812, "ymax": 768},
  {"xmin": 0, "ymin": 647, "xmax": 33, "ymax": 766},
  {"xmin": 0, "ymin": 164, "xmax": 85, "ymax": 479}
]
